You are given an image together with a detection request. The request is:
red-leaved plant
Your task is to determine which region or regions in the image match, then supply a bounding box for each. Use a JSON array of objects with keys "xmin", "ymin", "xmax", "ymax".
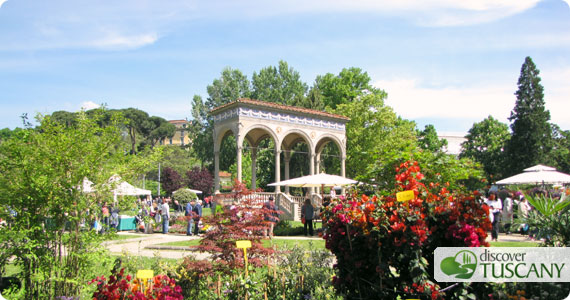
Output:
[
  {"xmin": 322, "ymin": 160, "xmax": 491, "ymax": 300},
  {"xmin": 195, "ymin": 179, "xmax": 278, "ymax": 270},
  {"xmin": 90, "ymin": 268, "xmax": 183, "ymax": 300}
]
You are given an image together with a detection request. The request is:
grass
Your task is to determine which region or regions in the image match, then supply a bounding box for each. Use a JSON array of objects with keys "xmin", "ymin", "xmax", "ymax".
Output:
[
  {"xmin": 157, "ymin": 238, "xmax": 326, "ymax": 250},
  {"xmin": 109, "ymin": 233, "xmax": 146, "ymax": 241},
  {"xmin": 489, "ymin": 241, "xmax": 539, "ymax": 247}
]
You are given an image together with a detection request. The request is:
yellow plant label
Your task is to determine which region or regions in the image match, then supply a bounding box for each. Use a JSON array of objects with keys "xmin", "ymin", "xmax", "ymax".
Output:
[
  {"xmin": 396, "ymin": 190, "xmax": 415, "ymax": 202},
  {"xmin": 136, "ymin": 269, "xmax": 154, "ymax": 279},
  {"xmin": 236, "ymin": 240, "xmax": 252, "ymax": 249}
]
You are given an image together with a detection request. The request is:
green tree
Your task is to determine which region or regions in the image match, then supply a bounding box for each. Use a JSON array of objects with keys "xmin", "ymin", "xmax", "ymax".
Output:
[
  {"xmin": 314, "ymin": 67, "xmax": 376, "ymax": 109},
  {"xmin": 145, "ymin": 116, "xmax": 176, "ymax": 148},
  {"xmin": 505, "ymin": 56, "xmax": 553, "ymax": 175},
  {"xmin": 550, "ymin": 125, "xmax": 570, "ymax": 173},
  {"xmin": 118, "ymin": 108, "xmax": 151, "ymax": 154},
  {"xmin": 251, "ymin": 60, "xmax": 308, "ymax": 106},
  {"xmin": 0, "ymin": 110, "xmax": 160, "ymax": 299},
  {"xmin": 334, "ymin": 91, "xmax": 417, "ymax": 181},
  {"xmin": 460, "ymin": 116, "xmax": 510, "ymax": 182},
  {"xmin": 205, "ymin": 67, "xmax": 251, "ymax": 110},
  {"xmin": 417, "ymin": 124, "xmax": 448, "ymax": 152}
]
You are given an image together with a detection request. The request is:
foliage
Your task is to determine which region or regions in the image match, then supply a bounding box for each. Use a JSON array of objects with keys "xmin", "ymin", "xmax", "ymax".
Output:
[
  {"xmin": 334, "ymin": 91, "xmax": 417, "ymax": 181},
  {"xmin": 417, "ymin": 124, "xmax": 448, "ymax": 152},
  {"xmin": 251, "ymin": 60, "xmax": 308, "ymax": 106},
  {"xmin": 460, "ymin": 116, "xmax": 510, "ymax": 182},
  {"xmin": 0, "ymin": 110, "xmax": 160, "ymax": 299},
  {"xmin": 273, "ymin": 220, "xmax": 305, "ymax": 236},
  {"xmin": 172, "ymin": 188, "xmax": 197, "ymax": 203},
  {"xmin": 185, "ymin": 166, "xmax": 214, "ymax": 197},
  {"xmin": 315, "ymin": 67, "xmax": 376, "ymax": 109},
  {"xmin": 0, "ymin": 127, "xmax": 22, "ymax": 142},
  {"xmin": 161, "ymin": 167, "xmax": 183, "ymax": 196},
  {"xmin": 505, "ymin": 56, "xmax": 553, "ymax": 176},
  {"xmin": 90, "ymin": 268, "xmax": 183, "ymax": 299},
  {"xmin": 322, "ymin": 161, "xmax": 491, "ymax": 300},
  {"xmin": 550, "ymin": 124, "xmax": 570, "ymax": 174},
  {"xmin": 522, "ymin": 193, "xmax": 570, "ymax": 246},
  {"xmin": 169, "ymin": 243, "xmax": 340, "ymax": 300},
  {"xmin": 195, "ymin": 180, "xmax": 275, "ymax": 270}
]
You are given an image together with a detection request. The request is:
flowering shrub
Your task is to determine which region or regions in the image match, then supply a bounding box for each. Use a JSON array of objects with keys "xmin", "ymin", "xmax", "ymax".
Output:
[
  {"xmin": 90, "ymin": 268, "xmax": 183, "ymax": 299},
  {"xmin": 322, "ymin": 161, "xmax": 491, "ymax": 299}
]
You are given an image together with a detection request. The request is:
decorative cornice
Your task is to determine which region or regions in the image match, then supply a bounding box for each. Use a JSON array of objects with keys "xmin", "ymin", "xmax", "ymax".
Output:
[{"xmin": 213, "ymin": 107, "xmax": 346, "ymax": 131}]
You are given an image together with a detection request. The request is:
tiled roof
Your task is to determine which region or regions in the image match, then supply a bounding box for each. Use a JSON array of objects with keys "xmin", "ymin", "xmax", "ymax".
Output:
[
  {"xmin": 210, "ymin": 98, "xmax": 349, "ymax": 121},
  {"xmin": 219, "ymin": 171, "xmax": 232, "ymax": 177},
  {"xmin": 168, "ymin": 119, "xmax": 189, "ymax": 124}
]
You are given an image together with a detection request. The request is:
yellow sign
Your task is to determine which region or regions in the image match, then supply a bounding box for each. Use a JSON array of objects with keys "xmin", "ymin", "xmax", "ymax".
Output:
[
  {"xmin": 236, "ymin": 240, "xmax": 252, "ymax": 276},
  {"xmin": 136, "ymin": 269, "xmax": 154, "ymax": 279},
  {"xmin": 396, "ymin": 190, "xmax": 415, "ymax": 202},
  {"xmin": 236, "ymin": 240, "xmax": 252, "ymax": 249}
]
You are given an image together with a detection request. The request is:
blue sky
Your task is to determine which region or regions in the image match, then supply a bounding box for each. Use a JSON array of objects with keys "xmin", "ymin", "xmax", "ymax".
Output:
[{"xmin": 0, "ymin": 0, "xmax": 569, "ymax": 134}]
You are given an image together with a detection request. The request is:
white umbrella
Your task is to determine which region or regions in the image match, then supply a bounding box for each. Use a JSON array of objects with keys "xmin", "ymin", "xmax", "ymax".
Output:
[
  {"xmin": 496, "ymin": 164, "xmax": 570, "ymax": 185},
  {"xmin": 268, "ymin": 173, "xmax": 357, "ymax": 188},
  {"xmin": 173, "ymin": 188, "xmax": 203, "ymax": 194}
]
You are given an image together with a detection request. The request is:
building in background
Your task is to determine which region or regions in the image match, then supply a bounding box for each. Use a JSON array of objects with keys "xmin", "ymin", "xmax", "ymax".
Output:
[{"xmin": 161, "ymin": 119, "xmax": 191, "ymax": 146}]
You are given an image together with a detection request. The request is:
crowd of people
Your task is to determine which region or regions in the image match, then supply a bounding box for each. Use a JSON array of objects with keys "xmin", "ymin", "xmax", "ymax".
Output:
[{"xmin": 482, "ymin": 187, "xmax": 566, "ymax": 241}]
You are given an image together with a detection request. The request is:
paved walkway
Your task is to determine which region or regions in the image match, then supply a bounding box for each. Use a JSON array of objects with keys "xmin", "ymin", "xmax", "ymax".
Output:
[{"xmin": 105, "ymin": 231, "xmax": 535, "ymax": 260}]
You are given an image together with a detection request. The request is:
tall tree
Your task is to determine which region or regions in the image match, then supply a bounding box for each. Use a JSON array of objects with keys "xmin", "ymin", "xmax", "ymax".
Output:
[
  {"xmin": 145, "ymin": 116, "xmax": 176, "ymax": 148},
  {"xmin": 460, "ymin": 116, "xmax": 510, "ymax": 182},
  {"xmin": 121, "ymin": 108, "xmax": 151, "ymax": 154},
  {"xmin": 417, "ymin": 124, "xmax": 448, "ymax": 152},
  {"xmin": 251, "ymin": 60, "xmax": 308, "ymax": 106},
  {"xmin": 205, "ymin": 67, "xmax": 251, "ymax": 110},
  {"xmin": 334, "ymin": 91, "xmax": 417, "ymax": 181},
  {"xmin": 314, "ymin": 67, "xmax": 377, "ymax": 109},
  {"xmin": 505, "ymin": 56, "xmax": 553, "ymax": 175}
]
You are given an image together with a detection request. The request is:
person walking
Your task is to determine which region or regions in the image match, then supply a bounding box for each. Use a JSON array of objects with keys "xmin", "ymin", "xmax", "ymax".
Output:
[
  {"xmin": 161, "ymin": 198, "xmax": 170, "ymax": 234},
  {"xmin": 263, "ymin": 196, "xmax": 279, "ymax": 237},
  {"xmin": 185, "ymin": 199, "xmax": 194, "ymax": 236},
  {"xmin": 501, "ymin": 191, "xmax": 514, "ymax": 234},
  {"xmin": 192, "ymin": 199, "xmax": 202, "ymax": 236},
  {"xmin": 301, "ymin": 199, "xmax": 315, "ymax": 236},
  {"xmin": 485, "ymin": 192, "xmax": 502, "ymax": 241}
]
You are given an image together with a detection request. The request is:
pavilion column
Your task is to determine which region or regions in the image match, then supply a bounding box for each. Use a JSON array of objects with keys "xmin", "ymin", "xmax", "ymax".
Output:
[
  {"xmin": 214, "ymin": 150, "xmax": 220, "ymax": 194},
  {"xmin": 341, "ymin": 155, "xmax": 347, "ymax": 195},
  {"xmin": 251, "ymin": 147, "xmax": 257, "ymax": 190},
  {"xmin": 284, "ymin": 151, "xmax": 291, "ymax": 194},
  {"xmin": 236, "ymin": 146, "xmax": 243, "ymax": 183},
  {"xmin": 315, "ymin": 153, "xmax": 321, "ymax": 174},
  {"xmin": 274, "ymin": 149, "xmax": 282, "ymax": 193},
  {"xmin": 310, "ymin": 152, "xmax": 315, "ymax": 195}
]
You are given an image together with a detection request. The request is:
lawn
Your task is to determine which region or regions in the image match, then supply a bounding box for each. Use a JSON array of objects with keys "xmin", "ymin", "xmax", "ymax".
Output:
[
  {"xmin": 489, "ymin": 241, "xmax": 539, "ymax": 247},
  {"xmin": 158, "ymin": 238, "xmax": 326, "ymax": 250}
]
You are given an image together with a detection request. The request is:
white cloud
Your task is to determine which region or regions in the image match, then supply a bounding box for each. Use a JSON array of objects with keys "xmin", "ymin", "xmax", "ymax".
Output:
[
  {"xmin": 80, "ymin": 101, "xmax": 100, "ymax": 111},
  {"xmin": 376, "ymin": 78, "xmax": 514, "ymax": 120},
  {"xmin": 90, "ymin": 32, "xmax": 158, "ymax": 50},
  {"xmin": 376, "ymin": 69, "xmax": 570, "ymax": 132},
  {"xmin": 224, "ymin": 0, "xmax": 540, "ymax": 26}
]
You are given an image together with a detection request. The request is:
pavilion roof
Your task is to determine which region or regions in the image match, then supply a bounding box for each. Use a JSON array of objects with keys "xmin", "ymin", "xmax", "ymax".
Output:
[{"xmin": 210, "ymin": 98, "xmax": 350, "ymax": 121}]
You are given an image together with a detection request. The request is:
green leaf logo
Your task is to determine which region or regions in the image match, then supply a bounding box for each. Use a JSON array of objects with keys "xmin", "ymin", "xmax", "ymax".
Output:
[{"xmin": 440, "ymin": 250, "xmax": 477, "ymax": 279}]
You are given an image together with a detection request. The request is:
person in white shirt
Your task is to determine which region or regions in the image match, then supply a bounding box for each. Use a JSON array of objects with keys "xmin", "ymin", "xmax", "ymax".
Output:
[
  {"xmin": 485, "ymin": 192, "xmax": 502, "ymax": 241},
  {"xmin": 501, "ymin": 191, "xmax": 514, "ymax": 234},
  {"xmin": 518, "ymin": 196, "xmax": 532, "ymax": 235}
]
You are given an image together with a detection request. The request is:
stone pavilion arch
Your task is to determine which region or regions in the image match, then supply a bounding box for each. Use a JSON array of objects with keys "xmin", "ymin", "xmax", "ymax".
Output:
[{"xmin": 211, "ymin": 98, "xmax": 349, "ymax": 205}]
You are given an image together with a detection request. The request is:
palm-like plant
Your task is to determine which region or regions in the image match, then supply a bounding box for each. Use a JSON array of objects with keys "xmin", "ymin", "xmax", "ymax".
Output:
[{"xmin": 523, "ymin": 193, "xmax": 570, "ymax": 246}]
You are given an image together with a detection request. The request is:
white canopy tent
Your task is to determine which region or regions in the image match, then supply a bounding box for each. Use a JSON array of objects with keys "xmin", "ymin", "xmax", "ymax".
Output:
[
  {"xmin": 81, "ymin": 176, "xmax": 151, "ymax": 201},
  {"xmin": 496, "ymin": 164, "xmax": 570, "ymax": 185}
]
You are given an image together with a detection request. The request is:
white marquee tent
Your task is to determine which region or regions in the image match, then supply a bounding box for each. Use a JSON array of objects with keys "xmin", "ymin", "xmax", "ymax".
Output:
[{"xmin": 496, "ymin": 164, "xmax": 570, "ymax": 185}]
